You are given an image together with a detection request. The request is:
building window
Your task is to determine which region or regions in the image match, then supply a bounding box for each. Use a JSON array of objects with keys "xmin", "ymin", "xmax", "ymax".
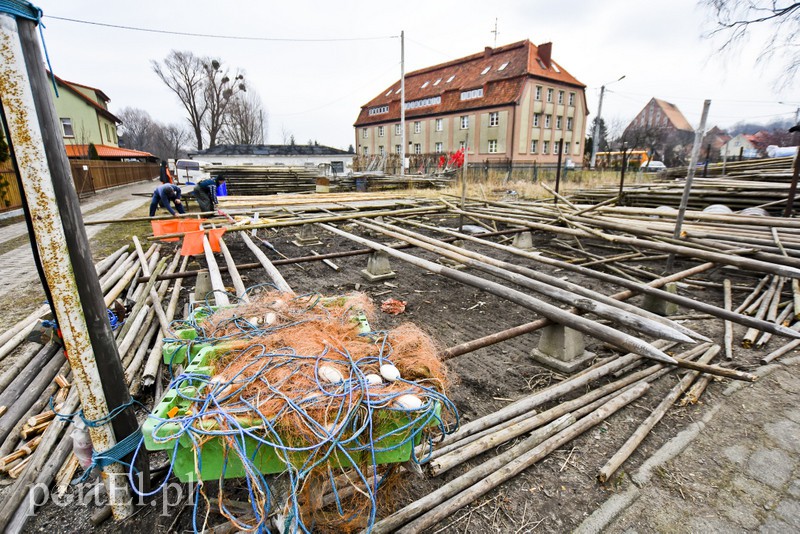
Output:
[
  {"xmin": 395, "ymin": 124, "xmax": 402, "ymax": 135},
  {"xmin": 567, "ymin": 117, "xmax": 573, "ymax": 131},
  {"xmin": 433, "ymin": 78, "xmax": 442, "ymax": 86},
  {"xmin": 414, "ymin": 121, "xmax": 421, "ymax": 134},
  {"xmin": 488, "ymin": 140, "xmax": 498, "ymax": 153},
  {"xmin": 535, "ymin": 86, "xmax": 542, "ymax": 101},
  {"xmin": 557, "ymin": 91, "xmax": 564, "ymax": 104},
  {"xmin": 543, "ymin": 140, "xmax": 550, "ymax": 154},
  {"xmin": 544, "ymin": 115, "xmax": 551, "ymax": 128},
  {"xmin": 368, "ymin": 105, "xmax": 389, "ymax": 116},
  {"xmin": 489, "ymin": 112, "xmax": 499, "ymax": 127},
  {"xmin": 546, "ymin": 88, "xmax": 553, "ymax": 103},
  {"xmin": 553, "ymin": 141, "xmax": 560, "ymax": 154},
  {"xmin": 435, "ymin": 142, "xmax": 443, "ymax": 153},
  {"xmin": 460, "ymin": 88, "xmax": 484, "ymax": 100},
  {"xmin": 421, "ymin": 81, "xmax": 430, "ymax": 88},
  {"xmin": 564, "ymin": 142, "xmax": 569, "ymax": 154},
  {"xmin": 414, "ymin": 143, "xmax": 421, "ymax": 154},
  {"xmin": 404, "ymin": 96, "xmax": 441, "ymax": 110},
  {"xmin": 395, "ymin": 145, "xmax": 401, "ymax": 154},
  {"xmin": 435, "ymin": 118, "xmax": 443, "ymax": 131},
  {"xmin": 499, "ymin": 62, "xmax": 509, "ymax": 71},
  {"xmin": 531, "ymin": 140, "xmax": 538, "ymax": 153},
  {"xmin": 459, "ymin": 140, "xmax": 466, "ymax": 150},
  {"xmin": 378, "ymin": 126, "xmax": 385, "ymax": 137},
  {"xmin": 556, "ymin": 116, "xmax": 562, "ymax": 129},
  {"xmin": 104, "ymin": 123, "xmax": 110, "ymax": 142},
  {"xmin": 460, "ymin": 116, "xmax": 469, "ymax": 129},
  {"xmin": 533, "ymin": 113, "xmax": 541, "ymax": 127},
  {"xmin": 568, "ymin": 92, "xmax": 575, "ymax": 106},
  {"xmin": 362, "ymin": 146, "xmax": 369, "ymax": 155},
  {"xmin": 362, "ymin": 128, "xmax": 368, "ymax": 139},
  {"xmin": 379, "ymin": 145, "xmax": 385, "ymax": 156},
  {"xmin": 60, "ymin": 118, "xmax": 74, "ymax": 137},
  {"xmin": 447, "ymin": 75, "xmax": 456, "ymax": 83}
]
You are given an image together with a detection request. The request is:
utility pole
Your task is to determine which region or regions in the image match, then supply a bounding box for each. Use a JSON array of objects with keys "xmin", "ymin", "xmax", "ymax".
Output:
[
  {"xmin": 491, "ymin": 18, "xmax": 499, "ymax": 48},
  {"xmin": 400, "ymin": 30, "xmax": 406, "ymax": 177},
  {"xmin": 0, "ymin": 9, "xmax": 145, "ymax": 520},
  {"xmin": 590, "ymin": 75, "xmax": 625, "ymax": 169}
]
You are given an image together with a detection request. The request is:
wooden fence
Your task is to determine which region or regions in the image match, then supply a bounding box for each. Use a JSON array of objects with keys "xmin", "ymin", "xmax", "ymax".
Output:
[{"xmin": 0, "ymin": 160, "xmax": 159, "ymax": 212}]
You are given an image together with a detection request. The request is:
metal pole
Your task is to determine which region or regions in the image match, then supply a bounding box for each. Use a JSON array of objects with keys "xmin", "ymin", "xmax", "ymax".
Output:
[
  {"xmin": 667, "ymin": 99, "xmax": 711, "ymax": 271},
  {"xmin": 589, "ymin": 85, "xmax": 605, "ymax": 169},
  {"xmin": 0, "ymin": 13, "xmax": 141, "ymax": 518},
  {"xmin": 399, "ymin": 30, "xmax": 405, "ymax": 177}
]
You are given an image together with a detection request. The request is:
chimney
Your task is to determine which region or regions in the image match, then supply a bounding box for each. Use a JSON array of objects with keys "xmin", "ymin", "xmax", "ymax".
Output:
[
  {"xmin": 484, "ymin": 46, "xmax": 493, "ymax": 58},
  {"xmin": 538, "ymin": 42, "xmax": 552, "ymax": 68}
]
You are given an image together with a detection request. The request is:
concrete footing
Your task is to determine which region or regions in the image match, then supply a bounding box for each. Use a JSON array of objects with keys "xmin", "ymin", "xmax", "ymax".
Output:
[
  {"xmin": 530, "ymin": 324, "xmax": 595, "ymax": 373},
  {"xmin": 642, "ymin": 282, "xmax": 680, "ymax": 316},
  {"xmin": 512, "ymin": 231, "xmax": 534, "ymax": 250},
  {"xmin": 292, "ymin": 224, "xmax": 323, "ymax": 247},
  {"xmin": 361, "ymin": 250, "xmax": 396, "ymax": 282}
]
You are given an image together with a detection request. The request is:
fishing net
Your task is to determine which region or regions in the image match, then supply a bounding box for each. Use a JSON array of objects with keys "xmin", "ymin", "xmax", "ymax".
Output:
[{"xmin": 143, "ymin": 290, "xmax": 458, "ymax": 533}]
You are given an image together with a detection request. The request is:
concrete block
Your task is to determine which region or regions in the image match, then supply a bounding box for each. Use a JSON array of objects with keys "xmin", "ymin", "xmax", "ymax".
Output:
[
  {"xmin": 194, "ymin": 270, "xmax": 212, "ymax": 305},
  {"xmin": 512, "ymin": 231, "xmax": 534, "ymax": 250},
  {"xmin": 530, "ymin": 324, "xmax": 595, "ymax": 373},
  {"xmin": 361, "ymin": 250, "xmax": 396, "ymax": 282},
  {"xmin": 292, "ymin": 224, "xmax": 323, "ymax": 247},
  {"xmin": 642, "ymin": 282, "xmax": 680, "ymax": 316}
]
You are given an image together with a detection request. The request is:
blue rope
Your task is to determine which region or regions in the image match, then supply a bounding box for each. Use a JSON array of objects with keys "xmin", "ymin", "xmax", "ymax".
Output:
[
  {"xmin": 79, "ymin": 427, "xmax": 143, "ymax": 482},
  {"xmin": 51, "ymin": 396, "xmax": 144, "ymax": 428},
  {"xmin": 0, "ymin": 0, "xmax": 59, "ymax": 97}
]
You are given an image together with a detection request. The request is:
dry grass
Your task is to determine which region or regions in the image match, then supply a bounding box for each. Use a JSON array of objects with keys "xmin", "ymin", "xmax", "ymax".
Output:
[{"xmin": 89, "ymin": 203, "xmax": 152, "ymax": 259}]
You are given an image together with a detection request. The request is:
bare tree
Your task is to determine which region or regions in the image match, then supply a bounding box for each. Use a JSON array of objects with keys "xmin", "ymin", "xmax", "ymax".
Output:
[
  {"xmin": 202, "ymin": 59, "xmax": 246, "ymax": 148},
  {"xmin": 221, "ymin": 91, "xmax": 267, "ymax": 145},
  {"xmin": 153, "ymin": 123, "xmax": 191, "ymax": 161},
  {"xmin": 701, "ymin": 1, "xmax": 800, "ymax": 87},
  {"xmin": 117, "ymin": 107, "xmax": 156, "ymax": 151},
  {"xmin": 281, "ymin": 124, "xmax": 293, "ymax": 145},
  {"xmin": 152, "ymin": 51, "xmax": 208, "ymax": 150}
]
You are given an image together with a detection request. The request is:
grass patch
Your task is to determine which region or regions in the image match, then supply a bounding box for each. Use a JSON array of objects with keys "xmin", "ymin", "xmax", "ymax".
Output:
[
  {"xmin": 0, "ymin": 234, "xmax": 32, "ymax": 256},
  {"xmin": 0, "ymin": 284, "xmax": 45, "ymax": 331},
  {"xmin": 0, "ymin": 214, "xmax": 25, "ymax": 230},
  {"xmin": 90, "ymin": 203, "xmax": 153, "ymax": 260}
]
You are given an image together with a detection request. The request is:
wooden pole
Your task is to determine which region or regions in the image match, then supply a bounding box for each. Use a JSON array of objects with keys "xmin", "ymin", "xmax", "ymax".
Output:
[
  {"xmin": 240, "ymin": 232, "xmax": 293, "ymax": 294},
  {"xmin": 723, "ymin": 279, "xmax": 734, "ymax": 359}
]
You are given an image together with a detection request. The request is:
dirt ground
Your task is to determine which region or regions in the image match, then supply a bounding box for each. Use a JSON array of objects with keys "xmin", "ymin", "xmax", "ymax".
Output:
[{"xmin": 22, "ymin": 213, "xmax": 784, "ymax": 533}]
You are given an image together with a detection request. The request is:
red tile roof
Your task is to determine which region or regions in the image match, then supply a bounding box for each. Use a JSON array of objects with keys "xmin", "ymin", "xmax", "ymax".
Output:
[
  {"xmin": 65, "ymin": 144, "xmax": 154, "ymax": 159},
  {"xmin": 652, "ymin": 98, "xmax": 693, "ymax": 132},
  {"xmin": 355, "ymin": 40, "xmax": 585, "ymax": 126}
]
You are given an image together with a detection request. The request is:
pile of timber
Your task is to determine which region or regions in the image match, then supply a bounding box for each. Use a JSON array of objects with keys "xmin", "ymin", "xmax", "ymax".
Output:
[
  {"xmin": 663, "ymin": 156, "xmax": 795, "ymax": 179},
  {"xmin": 210, "ymin": 165, "xmax": 321, "ymax": 195},
  {"xmin": 338, "ymin": 173, "xmax": 454, "ymax": 191}
]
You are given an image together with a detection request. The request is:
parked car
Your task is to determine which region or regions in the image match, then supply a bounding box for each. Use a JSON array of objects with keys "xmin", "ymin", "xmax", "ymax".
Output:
[{"xmin": 640, "ymin": 160, "xmax": 666, "ymax": 172}]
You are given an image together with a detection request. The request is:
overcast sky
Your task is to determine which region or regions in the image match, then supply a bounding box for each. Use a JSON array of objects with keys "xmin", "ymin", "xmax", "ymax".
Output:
[{"xmin": 29, "ymin": 0, "xmax": 799, "ymax": 150}]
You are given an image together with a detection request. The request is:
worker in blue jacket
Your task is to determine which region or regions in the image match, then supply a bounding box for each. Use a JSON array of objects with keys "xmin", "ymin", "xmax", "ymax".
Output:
[
  {"xmin": 194, "ymin": 175, "xmax": 226, "ymax": 213},
  {"xmin": 149, "ymin": 183, "xmax": 185, "ymax": 216}
]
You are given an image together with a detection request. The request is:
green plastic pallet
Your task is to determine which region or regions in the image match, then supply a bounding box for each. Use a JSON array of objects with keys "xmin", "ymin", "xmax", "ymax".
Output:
[{"xmin": 143, "ymin": 346, "xmax": 436, "ymax": 482}]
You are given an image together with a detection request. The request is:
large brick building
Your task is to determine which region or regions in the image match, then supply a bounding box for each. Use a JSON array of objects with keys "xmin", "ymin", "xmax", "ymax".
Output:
[{"xmin": 354, "ymin": 40, "xmax": 588, "ymax": 167}]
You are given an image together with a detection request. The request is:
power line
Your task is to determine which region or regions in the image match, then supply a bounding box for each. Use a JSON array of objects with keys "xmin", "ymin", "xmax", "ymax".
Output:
[{"xmin": 45, "ymin": 15, "xmax": 398, "ymax": 42}]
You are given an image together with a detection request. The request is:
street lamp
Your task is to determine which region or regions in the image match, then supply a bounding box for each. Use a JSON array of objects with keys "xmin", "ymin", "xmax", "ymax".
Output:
[{"xmin": 589, "ymin": 75, "xmax": 626, "ymax": 169}]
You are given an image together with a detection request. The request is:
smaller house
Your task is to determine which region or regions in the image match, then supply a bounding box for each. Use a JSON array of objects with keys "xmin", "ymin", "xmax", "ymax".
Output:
[
  {"xmin": 701, "ymin": 126, "xmax": 731, "ymax": 161},
  {"xmin": 722, "ymin": 133, "xmax": 759, "ymax": 159},
  {"xmin": 189, "ymin": 144, "xmax": 356, "ymax": 176}
]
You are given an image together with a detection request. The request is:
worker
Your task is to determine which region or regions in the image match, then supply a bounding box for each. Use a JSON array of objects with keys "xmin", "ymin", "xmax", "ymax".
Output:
[
  {"xmin": 149, "ymin": 183, "xmax": 185, "ymax": 216},
  {"xmin": 194, "ymin": 175, "xmax": 226, "ymax": 213},
  {"xmin": 159, "ymin": 160, "xmax": 174, "ymax": 184}
]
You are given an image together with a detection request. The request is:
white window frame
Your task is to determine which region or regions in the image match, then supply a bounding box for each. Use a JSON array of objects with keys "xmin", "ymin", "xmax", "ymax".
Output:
[
  {"xmin": 379, "ymin": 145, "xmax": 385, "ymax": 156},
  {"xmin": 546, "ymin": 88, "xmax": 553, "ymax": 103},
  {"xmin": 60, "ymin": 118, "xmax": 74, "ymax": 138},
  {"xmin": 362, "ymin": 128, "xmax": 368, "ymax": 139},
  {"xmin": 459, "ymin": 140, "xmax": 466, "ymax": 150},
  {"xmin": 435, "ymin": 118, "xmax": 443, "ymax": 132},
  {"xmin": 535, "ymin": 86, "xmax": 542, "ymax": 101},
  {"xmin": 362, "ymin": 146, "xmax": 369, "ymax": 155},
  {"xmin": 567, "ymin": 117, "xmax": 573, "ymax": 131},
  {"xmin": 414, "ymin": 143, "xmax": 422, "ymax": 154},
  {"xmin": 533, "ymin": 113, "xmax": 540, "ymax": 127},
  {"xmin": 531, "ymin": 140, "xmax": 538, "ymax": 153},
  {"xmin": 568, "ymin": 92, "xmax": 575, "ymax": 106},
  {"xmin": 414, "ymin": 121, "xmax": 421, "ymax": 134},
  {"xmin": 460, "ymin": 116, "xmax": 469, "ymax": 129},
  {"xmin": 553, "ymin": 141, "xmax": 560, "ymax": 154},
  {"xmin": 395, "ymin": 144, "xmax": 401, "ymax": 154},
  {"xmin": 544, "ymin": 115, "xmax": 551, "ymax": 128},
  {"xmin": 556, "ymin": 116, "xmax": 562, "ymax": 129},
  {"xmin": 557, "ymin": 91, "xmax": 564, "ymax": 104},
  {"xmin": 395, "ymin": 124, "xmax": 401, "ymax": 135},
  {"xmin": 435, "ymin": 142, "xmax": 443, "ymax": 153},
  {"xmin": 489, "ymin": 112, "xmax": 499, "ymax": 127},
  {"xmin": 488, "ymin": 140, "xmax": 498, "ymax": 153},
  {"xmin": 543, "ymin": 140, "xmax": 550, "ymax": 154},
  {"xmin": 378, "ymin": 125, "xmax": 385, "ymax": 137}
]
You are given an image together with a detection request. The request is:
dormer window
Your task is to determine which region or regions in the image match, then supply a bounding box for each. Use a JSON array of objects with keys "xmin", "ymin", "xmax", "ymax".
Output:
[
  {"xmin": 385, "ymin": 90, "xmax": 393, "ymax": 96},
  {"xmin": 481, "ymin": 66, "xmax": 491, "ymax": 75},
  {"xmin": 421, "ymin": 81, "xmax": 430, "ymax": 88},
  {"xmin": 433, "ymin": 78, "xmax": 442, "ymax": 85},
  {"xmin": 446, "ymin": 75, "xmax": 455, "ymax": 82},
  {"xmin": 498, "ymin": 62, "xmax": 509, "ymax": 71}
]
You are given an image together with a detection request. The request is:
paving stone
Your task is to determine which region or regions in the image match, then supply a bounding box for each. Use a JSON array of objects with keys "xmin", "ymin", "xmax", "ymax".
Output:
[
  {"xmin": 717, "ymin": 490, "xmax": 762, "ymax": 530},
  {"xmin": 785, "ymin": 407, "xmax": 800, "ymax": 425},
  {"xmin": 764, "ymin": 419, "xmax": 800, "ymax": 454},
  {"xmin": 774, "ymin": 371, "xmax": 800, "ymax": 394},
  {"xmin": 788, "ymin": 479, "xmax": 800, "ymax": 499},
  {"xmin": 775, "ymin": 499, "xmax": 800, "ymax": 529},
  {"xmin": 688, "ymin": 514, "xmax": 738, "ymax": 532},
  {"xmin": 747, "ymin": 449, "xmax": 794, "ymax": 490},
  {"xmin": 722, "ymin": 444, "xmax": 750, "ymax": 465},
  {"xmin": 732, "ymin": 474, "xmax": 781, "ymax": 506}
]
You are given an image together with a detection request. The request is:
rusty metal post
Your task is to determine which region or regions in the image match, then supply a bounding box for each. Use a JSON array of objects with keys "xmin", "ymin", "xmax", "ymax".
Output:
[{"xmin": 0, "ymin": 11, "xmax": 142, "ymax": 518}]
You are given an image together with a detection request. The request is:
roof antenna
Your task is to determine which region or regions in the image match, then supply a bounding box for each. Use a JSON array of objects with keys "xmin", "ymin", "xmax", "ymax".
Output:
[{"xmin": 491, "ymin": 18, "xmax": 499, "ymax": 48}]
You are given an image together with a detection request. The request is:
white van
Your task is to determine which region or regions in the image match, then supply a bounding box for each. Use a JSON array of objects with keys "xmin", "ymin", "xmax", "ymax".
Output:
[
  {"xmin": 174, "ymin": 159, "xmax": 211, "ymax": 184},
  {"xmin": 640, "ymin": 160, "xmax": 666, "ymax": 172}
]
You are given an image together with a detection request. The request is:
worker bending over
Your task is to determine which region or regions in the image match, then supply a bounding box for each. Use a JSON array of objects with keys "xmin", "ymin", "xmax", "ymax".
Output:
[
  {"xmin": 194, "ymin": 175, "xmax": 226, "ymax": 213},
  {"xmin": 149, "ymin": 183, "xmax": 185, "ymax": 216}
]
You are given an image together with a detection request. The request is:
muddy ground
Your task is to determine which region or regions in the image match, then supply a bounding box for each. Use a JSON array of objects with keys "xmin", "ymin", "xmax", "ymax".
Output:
[{"xmin": 22, "ymin": 214, "xmax": 780, "ymax": 533}]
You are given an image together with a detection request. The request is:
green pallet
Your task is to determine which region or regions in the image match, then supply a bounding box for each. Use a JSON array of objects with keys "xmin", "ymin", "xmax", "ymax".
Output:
[{"xmin": 143, "ymin": 346, "xmax": 435, "ymax": 482}]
